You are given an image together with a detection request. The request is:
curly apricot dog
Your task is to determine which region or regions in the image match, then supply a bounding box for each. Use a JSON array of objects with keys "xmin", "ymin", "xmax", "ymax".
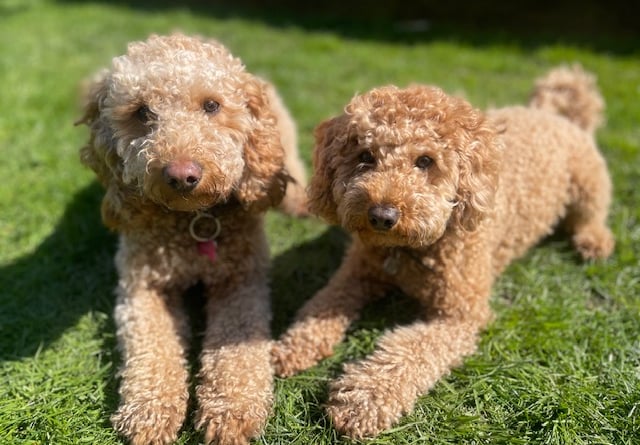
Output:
[
  {"xmin": 77, "ymin": 33, "xmax": 306, "ymax": 445},
  {"xmin": 273, "ymin": 65, "xmax": 614, "ymax": 438}
]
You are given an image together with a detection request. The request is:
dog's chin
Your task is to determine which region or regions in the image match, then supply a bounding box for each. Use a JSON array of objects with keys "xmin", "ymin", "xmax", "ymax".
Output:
[
  {"xmin": 159, "ymin": 197, "xmax": 215, "ymax": 212},
  {"xmin": 143, "ymin": 178, "xmax": 235, "ymax": 213},
  {"xmin": 353, "ymin": 228, "xmax": 442, "ymax": 249},
  {"xmin": 355, "ymin": 230, "xmax": 404, "ymax": 248},
  {"xmin": 147, "ymin": 189, "xmax": 230, "ymax": 213},
  {"xmin": 346, "ymin": 212, "xmax": 451, "ymax": 248}
]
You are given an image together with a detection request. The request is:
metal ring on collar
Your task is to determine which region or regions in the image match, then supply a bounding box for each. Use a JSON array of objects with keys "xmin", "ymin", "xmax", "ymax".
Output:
[{"xmin": 189, "ymin": 211, "xmax": 221, "ymax": 242}]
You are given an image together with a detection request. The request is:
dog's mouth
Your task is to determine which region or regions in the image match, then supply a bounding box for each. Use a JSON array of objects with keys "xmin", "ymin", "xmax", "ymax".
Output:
[
  {"xmin": 356, "ymin": 229, "xmax": 404, "ymax": 247},
  {"xmin": 144, "ymin": 173, "xmax": 235, "ymax": 213},
  {"xmin": 141, "ymin": 158, "xmax": 240, "ymax": 212},
  {"xmin": 344, "ymin": 204, "xmax": 450, "ymax": 249},
  {"xmin": 342, "ymin": 205, "xmax": 408, "ymax": 247},
  {"xmin": 158, "ymin": 193, "xmax": 224, "ymax": 212},
  {"xmin": 338, "ymin": 181, "xmax": 456, "ymax": 248},
  {"xmin": 356, "ymin": 226, "xmax": 444, "ymax": 249}
]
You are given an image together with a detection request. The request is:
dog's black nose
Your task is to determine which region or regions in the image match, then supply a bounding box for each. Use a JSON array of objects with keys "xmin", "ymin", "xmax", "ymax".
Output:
[
  {"xmin": 163, "ymin": 160, "xmax": 202, "ymax": 192},
  {"xmin": 368, "ymin": 205, "xmax": 399, "ymax": 231}
]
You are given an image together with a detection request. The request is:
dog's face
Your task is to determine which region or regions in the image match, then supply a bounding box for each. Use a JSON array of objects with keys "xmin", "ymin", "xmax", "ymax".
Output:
[
  {"xmin": 79, "ymin": 33, "xmax": 285, "ymax": 218},
  {"xmin": 309, "ymin": 85, "xmax": 499, "ymax": 249}
]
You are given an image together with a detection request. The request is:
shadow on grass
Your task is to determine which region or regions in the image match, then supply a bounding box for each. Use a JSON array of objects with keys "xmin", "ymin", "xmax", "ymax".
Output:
[
  {"xmin": 56, "ymin": 0, "xmax": 639, "ymax": 54},
  {"xmin": 0, "ymin": 183, "xmax": 351, "ymax": 439},
  {"xmin": 270, "ymin": 224, "xmax": 421, "ymax": 337},
  {"xmin": 270, "ymin": 226, "xmax": 348, "ymax": 336},
  {"xmin": 269, "ymin": 225, "xmax": 423, "ymax": 438},
  {"xmin": 0, "ymin": 182, "xmax": 117, "ymax": 363}
]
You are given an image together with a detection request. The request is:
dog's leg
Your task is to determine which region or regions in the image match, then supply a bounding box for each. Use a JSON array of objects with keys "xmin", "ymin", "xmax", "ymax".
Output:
[
  {"xmin": 196, "ymin": 283, "xmax": 273, "ymax": 445},
  {"xmin": 564, "ymin": 142, "xmax": 614, "ymax": 259},
  {"xmin": 326, "ymin": 241, "xmax": 493, "ymax": 438},
  {"xmin": 111, "ymin": 281, "xmax": 190, "ymax": 445},
  {"xmin": 325, "ymin": 316, "xmax": 483, "ymax": 438},
  {"xmin": 272, "ymin": 247, "xmax": 390, "ymax": 377}
]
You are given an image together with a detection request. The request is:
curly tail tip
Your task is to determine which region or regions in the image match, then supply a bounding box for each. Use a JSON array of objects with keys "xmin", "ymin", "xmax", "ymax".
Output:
[{"xmin": 529, "ymin": 64, "xmax": 605, "ymax": 134}]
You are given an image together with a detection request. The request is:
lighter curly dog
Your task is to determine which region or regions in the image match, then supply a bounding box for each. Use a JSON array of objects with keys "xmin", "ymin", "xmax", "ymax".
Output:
[
  {"xmin": 272, "ymin": 65, "xmax": 614, "ymax": 439},
  {"xmin": 77, "ymin": 33, "xmax": 307, "ymax": 445}
]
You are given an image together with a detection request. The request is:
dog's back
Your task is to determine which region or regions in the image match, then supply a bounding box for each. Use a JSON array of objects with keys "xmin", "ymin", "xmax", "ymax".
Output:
[{"xmin": 487, "ymin": 100, "xmax": 612, "ymax": 274}]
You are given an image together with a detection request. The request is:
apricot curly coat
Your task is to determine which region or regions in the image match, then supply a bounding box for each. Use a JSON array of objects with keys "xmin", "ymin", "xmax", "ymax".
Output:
[
  {"xmin": 78, "ymin": 33, "xmax": 306, "ymax": 445},
  {"xmin": 272, "ymin": 65, "xmax": 614, "ymax": 438}
]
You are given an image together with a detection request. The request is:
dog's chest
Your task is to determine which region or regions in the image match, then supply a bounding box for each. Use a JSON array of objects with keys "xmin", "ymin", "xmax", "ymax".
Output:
[{"xmin": 380, "ymin": 247, "xmax": 437, "ymax": 296}]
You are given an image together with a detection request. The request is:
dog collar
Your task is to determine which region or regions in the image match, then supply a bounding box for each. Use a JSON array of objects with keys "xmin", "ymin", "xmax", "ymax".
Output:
[
  {"xmin": 189, "ymin": 211, "xmax": 221, "ymax": 262},
  {"xmin": 383, "ymin": 247, "xmax": 436, "ymax": 275}
]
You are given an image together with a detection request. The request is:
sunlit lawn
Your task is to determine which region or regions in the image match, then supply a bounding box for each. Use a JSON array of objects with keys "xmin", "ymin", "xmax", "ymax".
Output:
[{"xmin": 1, "ymin": 1, "xmax": 638, "ymax": 443}]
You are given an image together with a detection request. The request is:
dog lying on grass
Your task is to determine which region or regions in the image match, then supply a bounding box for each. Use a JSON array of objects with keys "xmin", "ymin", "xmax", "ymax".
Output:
[
  {"xmin": 77, "ymin": 33, "xmax": 306, "ymax": 445},
  {"xmin": 273, "ymin": 65, "xmax": 614, "ymax": 438}
]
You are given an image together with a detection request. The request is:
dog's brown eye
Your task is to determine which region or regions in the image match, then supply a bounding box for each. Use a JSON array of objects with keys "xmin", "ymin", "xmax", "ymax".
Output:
[
  {"xmin": 135, "ymin": 105, "xmax": 156, "ymax": 124},
  {"xmin": 415, "ymin": 155, "xmax": 433, "ymax": 170},
  {"xmin": 358, "ymin": 151, "xmax": 375, "ymax": 165},
  {"xmin": 203, "ymin": 99, "xmax": 221, "ymax": 114}
]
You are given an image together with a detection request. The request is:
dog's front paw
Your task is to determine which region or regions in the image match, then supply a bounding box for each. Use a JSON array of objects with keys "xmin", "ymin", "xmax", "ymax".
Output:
[
  {"xmin": 272, "ymin": 317, "xmax": 347, "ymax": 377},
  {"xmin": 111, "ymin": 399, "xmax": 186, "ymax": 445},
  {"xmin": 326, "ymin": 386, "xmax": 399, "ymax": 439},
  {"xmin": 196, "ymin": 403, "xmax": 269, "ymax": 445},
  {"xmin": 196, "ymin": 377, "xmax": 272, "ymax": 445},
  {"xmin": 271, "ymin": 340, "xmax": 311, "ymax": 377},
  {"xmin": 325, "ymin": 364, "xmax": 411, "ymax": 439},
  {"xmin": 271, "ymin": 336, "xmax": 330, "ymax": 377}
]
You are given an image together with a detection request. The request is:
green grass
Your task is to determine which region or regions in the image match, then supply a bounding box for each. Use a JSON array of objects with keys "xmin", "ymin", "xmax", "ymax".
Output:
[{"xmin": 1, "ymin": 1, "xmax": 639, "ymax": 444}]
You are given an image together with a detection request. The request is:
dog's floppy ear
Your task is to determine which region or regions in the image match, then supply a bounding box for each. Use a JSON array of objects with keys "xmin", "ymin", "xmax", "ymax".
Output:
[
  {"xmin": 76, "ymin": 69, "xmax": 121, "ymax": 186},
  {"xmin": 449, "ymin": 106, "xmax": 500, "ymax": 232},
  {"xmin": 307, "ymin": 115, "xmax": 349, "ymax": 224},
  {"xmin": 76, "ymin": 71, "xmax": 107, "ymax": 128},
  {"xmin": 76, "ymin": 70, "xmax": 127, "ymax": 230},
  {"xmin": 234, "ymin": 75, "xmax": 288, "ymax": 212}
]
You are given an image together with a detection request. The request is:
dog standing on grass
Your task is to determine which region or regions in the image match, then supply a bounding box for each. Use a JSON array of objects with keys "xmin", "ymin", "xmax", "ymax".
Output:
[
  {"xmin": 273, "ymin": 65, "xmax": 614, "ymax": 438},
  {"xmin": 77, "ymin": 33, "xmax": 306, "ymax": 445}
]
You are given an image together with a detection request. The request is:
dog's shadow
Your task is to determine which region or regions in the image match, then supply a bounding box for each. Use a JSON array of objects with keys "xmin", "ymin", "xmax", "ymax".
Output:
[
  {"xmin": 0, "ymin": 181, "xmax": 121, "ymax": 425},
  {"xmin": 0, "ymin": 182, "xmax": 117, "ymax": 364},
  {"xmin": 270, "ymin": 225, "xmax": 349, "ymax": 336},
  {"xmin": 270, "ymin": 223, "xmax": 420, "ymax": 340},
  {"xmin": 267, "ymin": 224, "xmax": 422, "ymax": 436},
  {"xmin": 0, "ymin": 184, "xmax": 419, "ymax": 440}
]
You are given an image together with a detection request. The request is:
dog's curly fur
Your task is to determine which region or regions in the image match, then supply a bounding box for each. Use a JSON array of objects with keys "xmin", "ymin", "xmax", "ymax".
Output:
[
  {"xmin": 77, "ymin": 33, "xmax": 307, "ymax": 445},
  {"xmin": 272, "ymin": 65, "xmax": 614, "ymax": 439}
]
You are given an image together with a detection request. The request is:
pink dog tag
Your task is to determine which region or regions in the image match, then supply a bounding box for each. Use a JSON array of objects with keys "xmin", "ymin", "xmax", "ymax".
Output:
[{"xmin": 197, "ymin": 240, "xmax": 217, "ymax": 263}]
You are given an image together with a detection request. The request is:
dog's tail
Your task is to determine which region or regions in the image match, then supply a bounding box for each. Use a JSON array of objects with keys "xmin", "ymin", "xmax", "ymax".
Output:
[{"xmin": 529, "ymin": 64, "xmax": 605, "ymax": 134}]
